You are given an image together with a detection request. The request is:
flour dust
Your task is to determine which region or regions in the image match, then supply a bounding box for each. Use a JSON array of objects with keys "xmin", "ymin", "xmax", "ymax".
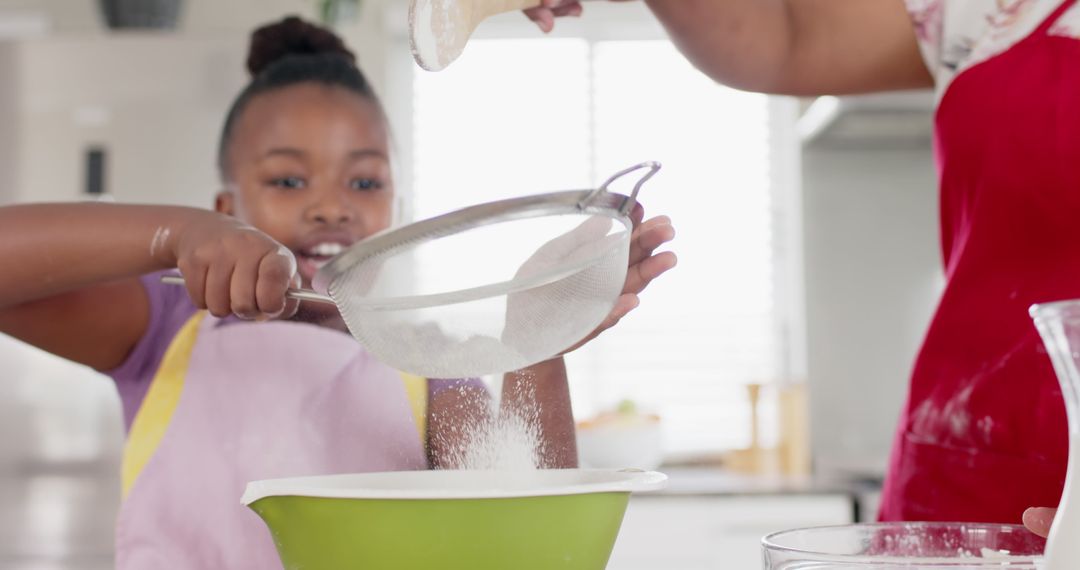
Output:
[{"xmin": 430, "ymin": 381, "xmax": 546, "ymax": 472}]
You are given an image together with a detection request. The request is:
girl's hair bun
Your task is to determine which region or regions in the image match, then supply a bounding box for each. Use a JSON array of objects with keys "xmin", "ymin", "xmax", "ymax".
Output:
[{"xmin": 246, "ymin": 16, "xmax": 356, "ymax": 77}]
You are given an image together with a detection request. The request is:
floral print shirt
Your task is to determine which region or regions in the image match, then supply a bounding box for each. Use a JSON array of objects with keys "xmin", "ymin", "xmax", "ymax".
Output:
[{"xmin": 906, "ymin": 0, "xmax": 1080, "ymax": 101}]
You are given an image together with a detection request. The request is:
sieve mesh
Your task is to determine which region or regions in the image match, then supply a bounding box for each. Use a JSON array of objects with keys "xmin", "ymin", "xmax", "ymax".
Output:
[{"xmin": 327, "ymin": 212, "xmax": 631, "ymax": 378}]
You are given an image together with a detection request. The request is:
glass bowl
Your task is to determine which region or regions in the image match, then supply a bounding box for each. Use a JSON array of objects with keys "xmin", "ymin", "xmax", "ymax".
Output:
[{"xmin": 763, "ymin": 522, "xmax": 1046, "ymax": 569}]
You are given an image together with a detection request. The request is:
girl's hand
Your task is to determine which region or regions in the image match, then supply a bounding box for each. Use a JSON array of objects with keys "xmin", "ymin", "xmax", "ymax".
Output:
[
  {"xmin": 172, "ymin": 212, "xmax": 300, "ymax": 320},
  {"xmin": 1023, "ymin": 506, "xmax": 1056, "ymax": 538},
  {"xmin": 502, "ymin": 202, "xmax": 674, "ymax": 355},
  {"xmin": 561, "ymin": 202, "xmax": 676, "ymax": 354}
]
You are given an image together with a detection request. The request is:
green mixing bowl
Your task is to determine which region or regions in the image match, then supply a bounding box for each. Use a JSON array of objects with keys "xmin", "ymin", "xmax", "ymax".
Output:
[{"xmin": 242, "ymin": 468, "xmax": 666, "ymax": 570}]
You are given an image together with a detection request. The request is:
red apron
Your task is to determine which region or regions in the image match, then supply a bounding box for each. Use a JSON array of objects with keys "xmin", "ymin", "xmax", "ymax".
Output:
[{"xmin": 880, "ymin": 0, "xmax": 1080, "ymax": 522}]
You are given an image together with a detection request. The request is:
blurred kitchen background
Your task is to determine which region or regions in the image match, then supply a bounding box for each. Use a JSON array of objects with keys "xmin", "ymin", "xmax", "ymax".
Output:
[{"xmin": 0, "ymin": 1, "xmax": 940, "ymax": 568}]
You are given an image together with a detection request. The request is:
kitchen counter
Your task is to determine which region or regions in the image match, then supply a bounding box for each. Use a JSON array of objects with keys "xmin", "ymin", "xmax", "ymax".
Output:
[
  {"xmin": 651, "ymin": 466, "xmax": 881, "ymax": 497},
  {"xmin": 643, "ymin": 466, "xmax": 883, "ymax": 522},
  {"xmin": 610, "ymin": 467, "xmax": 878, "ymax": 570}
]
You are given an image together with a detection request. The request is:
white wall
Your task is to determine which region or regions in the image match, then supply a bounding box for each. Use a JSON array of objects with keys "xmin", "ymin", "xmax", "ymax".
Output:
[
  {"xmin": 0, "ymin": 0, "xmax": 393, "ymax": 82},
  {"xmin": 5, "ymin": 35, "xmax": 246, "ymax": 206},
  {"xmin": 0, "ymin": 1, "xmax": 395, "ymax": 206},
  {"xmin": 0, "ymin": 0, "xmax": 321, "ymax": 34},
  {"xmin": 802, "ymin": 139, "xmax": 942, "ymax": 477},
  {"xmin": 0, "ymin": 42, "xmax": 16, "ymax": 204}
]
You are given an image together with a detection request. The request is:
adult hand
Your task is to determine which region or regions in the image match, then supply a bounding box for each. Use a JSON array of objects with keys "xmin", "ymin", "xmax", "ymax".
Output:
[
  {"xmin": 525, "ymin": 0, "xmax": 635, "ymax": 33},
  {"xmin": 1023, "ymin": 506, "xmax": 1056, "ymax": 538}
]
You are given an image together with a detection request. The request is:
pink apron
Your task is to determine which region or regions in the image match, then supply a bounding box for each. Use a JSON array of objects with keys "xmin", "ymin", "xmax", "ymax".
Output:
[{"xmin": 115, "ymin": 313, "xmax": 428, "ymax": 568}]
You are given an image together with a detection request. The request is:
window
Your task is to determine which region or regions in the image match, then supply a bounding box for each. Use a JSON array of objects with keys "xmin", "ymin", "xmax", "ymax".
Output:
[{"xmin": 397, "ymin": 16, "xmax": 800, "ymax": 456}]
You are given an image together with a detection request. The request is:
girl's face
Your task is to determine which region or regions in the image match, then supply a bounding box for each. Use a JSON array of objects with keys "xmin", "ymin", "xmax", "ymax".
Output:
[{"xmin": 217, "ymin": 83, "xmax": 393, "ymax": 288}]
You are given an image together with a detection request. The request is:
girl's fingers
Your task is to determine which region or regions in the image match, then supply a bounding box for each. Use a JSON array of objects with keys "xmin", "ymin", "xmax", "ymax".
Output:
[
  {"xmin": 178, "ymin": 260, "xmax": 209, "ymax": 311},
  {"xmin": 639, "ymin": 221, "xmax": 675, "ymax": 252},
  {"xmin": 629, "ymin": 202, "xmax": 645, "ymax": 228},
  {"xmin": 629, "ymin": 217, "xmax": 674, "ymax": 265},
  {"xmin": 230, "ymin": 253, "xmax": 263, "ymax": 320},
  {"xmin": 624, "ymin": 251, "xmax": 677, "ymax": 295},
  {"xmin": 255, "ymin": 249, "xmax": 295, "ymax": 317},
  {"xmin": 591, "ymin": 294, "xmax": 639, "ymax": 339},
  {"xmin": 204, "ymin": 262, "xmax": 234, "ymax": 318},
  {"xmin": 607, "ymin": 293, "xmax": 639, "ymax": 325},
  {"xmin": 562, "ymin": 293, "xmax": 639, "ymax": 354}
]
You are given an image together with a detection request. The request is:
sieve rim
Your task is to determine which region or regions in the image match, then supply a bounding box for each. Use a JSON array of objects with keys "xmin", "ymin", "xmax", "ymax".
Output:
[
  {"xmin": 312, "ymin": 188, "xmax": 634, "ymax": 295},
  {"xmin": 331, "ymin": 235, "xmax": 628, "ymax": 311}
]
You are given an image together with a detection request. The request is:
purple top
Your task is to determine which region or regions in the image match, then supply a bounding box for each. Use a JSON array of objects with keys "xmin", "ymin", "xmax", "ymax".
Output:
[
  {"xmin": 105, "ymin": 271, "xmax": 483, "ymax": 432},
  {"xmin": 106, "ymin": 272, "xmax": 196, "ymax": 430}
]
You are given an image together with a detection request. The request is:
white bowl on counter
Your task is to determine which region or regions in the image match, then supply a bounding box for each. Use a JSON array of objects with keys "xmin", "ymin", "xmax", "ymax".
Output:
[{"xmin": 576, "ymin": 419, "xmax": 664, "ymax": 471}]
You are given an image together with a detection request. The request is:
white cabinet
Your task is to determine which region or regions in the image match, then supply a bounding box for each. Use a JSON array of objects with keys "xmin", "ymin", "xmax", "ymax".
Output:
[
  {"xmin": 800, "ymin": 96, "xmax": 939, "ymax": 479},
  {"xmin": 0, "ymin": 35, "xmax": 245, "ymax": 207},
  {"xmin": 608, "ymin": 494, "xmax": 854, "ymax": 570},
  {"xmin": 0, "ymin": 21, "xmax": 392, "ymax": 208}
]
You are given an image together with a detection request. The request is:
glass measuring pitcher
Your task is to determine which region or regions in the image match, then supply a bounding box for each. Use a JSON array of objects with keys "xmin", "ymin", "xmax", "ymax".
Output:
[{"xmin": 1030, "ymin": 300, "xmax": 1080, "ymax": 569}]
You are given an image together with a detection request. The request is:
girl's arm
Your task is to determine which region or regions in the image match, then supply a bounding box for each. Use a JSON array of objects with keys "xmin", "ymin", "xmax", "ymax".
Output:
[
  {"xmin": 529, "ymin": 0, "xmax": 933, "ymax": 95},
  {"xmin": 0, "ymin": 203, "xmax": 296, "ymax": 370}
]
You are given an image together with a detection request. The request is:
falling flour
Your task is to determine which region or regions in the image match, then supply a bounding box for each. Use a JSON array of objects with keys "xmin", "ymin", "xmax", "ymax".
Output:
[
  {"xmin": 430, "ymin": 382, "xmax": 546, "ymax": 472},
  {"xmin": 453, "ymin": 404, "xmax": 545, "ymax": 471}
]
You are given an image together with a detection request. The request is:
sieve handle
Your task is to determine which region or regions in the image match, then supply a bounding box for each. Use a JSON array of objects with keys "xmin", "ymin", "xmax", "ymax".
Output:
[
  {"xmin": 579, "ymin": 161, "xmax": 662, "ymax": 215},
  {"xmin": 159, "ymin": 275, "xmax": 335, "ymax": 304}
]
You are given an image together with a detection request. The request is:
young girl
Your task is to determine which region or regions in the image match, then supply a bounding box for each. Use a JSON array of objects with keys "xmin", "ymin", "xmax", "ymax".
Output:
[
  {"xmin": 0, "ymin": 16, "xmax": 676, "ymax": 568},
  {"xmin": 534, "ymin": 0, "xmax": 1080, "ymax": 533}
]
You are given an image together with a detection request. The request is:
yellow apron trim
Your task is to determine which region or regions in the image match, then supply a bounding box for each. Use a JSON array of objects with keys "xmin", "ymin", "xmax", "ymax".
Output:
[
  {"xmin": 400, "ymin": 372, "xmax": 428, "ymax": 444},
  {"xmin": 121, "ymin": 312, "xmax": 206, "ymax": 499}
]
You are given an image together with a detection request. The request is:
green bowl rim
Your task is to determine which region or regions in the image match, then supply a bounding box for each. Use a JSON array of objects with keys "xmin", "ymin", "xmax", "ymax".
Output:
[{"xmin": 242, "ymin": 468, "xmax": 667, "ymax": 505}]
